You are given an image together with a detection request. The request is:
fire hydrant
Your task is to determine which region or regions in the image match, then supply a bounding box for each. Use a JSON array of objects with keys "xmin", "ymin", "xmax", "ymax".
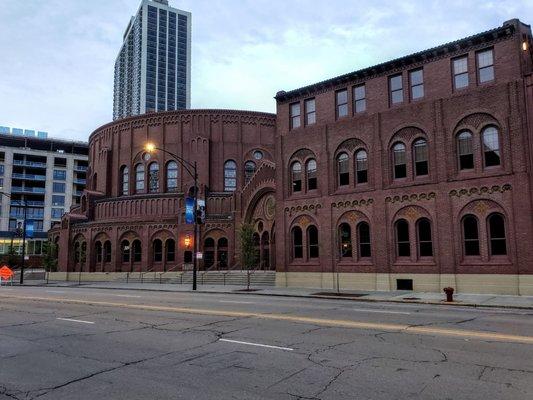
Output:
[{"xmin": 443, "ymin": 287, "xmax": 454, "ymax": 302}]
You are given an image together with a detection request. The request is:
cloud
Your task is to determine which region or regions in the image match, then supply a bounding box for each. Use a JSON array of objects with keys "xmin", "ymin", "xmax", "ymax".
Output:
[{"xmin": 0, "ymin": 0, "xmax": 531, "ymax": 141}]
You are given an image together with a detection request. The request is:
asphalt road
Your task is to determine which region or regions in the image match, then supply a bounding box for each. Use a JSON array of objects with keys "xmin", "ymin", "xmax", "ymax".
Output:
[{"xmin": 0, "ymin": 286, "xmax": 532, "ymax": 400}]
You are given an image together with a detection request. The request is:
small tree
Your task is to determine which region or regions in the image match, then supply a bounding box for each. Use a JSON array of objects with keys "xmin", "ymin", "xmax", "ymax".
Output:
[
  {"xmin": 5, "ymin": 245, "xmax": 18, "ymax": 269},
  {"xmin": 238, "ymin": 223, "xmax": 259, "ymax": 290},
  {"xmin": 42, "ymin": 241, "xmax": 58, "ymax": 273}
]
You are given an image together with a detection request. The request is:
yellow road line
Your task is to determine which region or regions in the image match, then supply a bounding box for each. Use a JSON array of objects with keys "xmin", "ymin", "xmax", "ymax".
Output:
[{"xmin": 2, "ymin": 294, "xmax": 533, "ymax": 345}]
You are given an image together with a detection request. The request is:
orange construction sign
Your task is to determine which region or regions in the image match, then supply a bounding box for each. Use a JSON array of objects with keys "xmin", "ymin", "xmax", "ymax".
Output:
[{"xmin": 0, "ymin": 266, "xmax": 14, "ymax": 281}]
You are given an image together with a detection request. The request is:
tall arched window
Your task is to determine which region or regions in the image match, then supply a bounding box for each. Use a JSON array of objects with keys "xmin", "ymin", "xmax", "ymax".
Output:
[
  {"xmin": 217, "ymin": 237, "xmax": 228, "ymax": 268},
  {"xmin": 204, "ymin": 238, "xmax": 215, "ymax": 267},
  {"xmin": 121, "ymin": 240, "xmax": 130, "ymax": 263},
  {"xmin": 104, "ymin": 241, "xmax": 111, "ymax": 263},
  {"xmin": 338, "ymin": 223, "xmax": 352, "ymax": 258},
  {"xmin": 153, "ymin": 239, "xmax": 163, "ymax": 262},
  {"xmin": 291, "ymin": 162, "xmax": 302, "ymax": 193},
  {"xmin": 417, "ymin": 218, "xmax": 433, "ymax": 257},
  {"xmin": 306, "ymin": 159, "xmax": 317, "ymax": 191},
  {"xmin": 95, "ymin": 242, "xmax": 102, "ymax": 263},
  {"xmin": 482, "ymin": 126, "xmax": 501, "ymax": 167},
  {"xmin": 463, "ymin": 215, "xmax": 480, "ymax": 256},
  {"xmin": 488, "ymin": 213, "xmax": 507, "ymax": 255},
  {"xmin": 307, "ymin": 225, "xmax": 319, "ymax": 258},
  {"xmin": 80, "ymin": 242, "xmax": 87, "ymax": 264},
  {"xmin": 74, "ymin": 242, "xmax": 80, "ymax": 263},
  {"xmin": 413, "ymin": 139, "xmax": 428, "ymax": 176},
  {"xmin": 393, "ymin": 143, "xmax": 407, "ymax": 179},
  {"xmin": 457, "ymin": 131, "xmax": 474, "ymax": 170},
  {"xmin": 224, "ymin": 160, "xmax": 237, "ymax": 191},
  {"xmin": 292, "ymin": 227, "xmax": 303, "ymax": 259},
  {"xmin": 132, "ymin": 240, "xmax": 142, "ymax": 262},
  {"xmin": 396, "ymin": 219, "xmax": 410, "ymax": 257},
  {"xmin": 166, "ymin": 239, "xmax": 176, "ymax": 262},
  {"xmin": 121, "ymin": 166, "xmax": 129, "ymax": 196},
  {"xmin": 244, "ymin": 161, "xmax": 256, "ymax": 184},
  {"xmin": 148, "ymin": 162, "xmax": 159, "ymax": 193},
  {"xmin": 355, "ymin": 150, "xmax": 368, "ymax": 184},
  {"xmin": 358, "ymin": 222, "xmax": 371, "ymax": 258},
  {"xmin": 135, "ymin": 164, "xmax": 145, "ymax": 193},
  {"xmin": 337, "ymin": 153, "xmax": 349, "ymax": 186},
  {"xmin": 166, "ymin": 161, "xmax": 178, "ymax": 192}
]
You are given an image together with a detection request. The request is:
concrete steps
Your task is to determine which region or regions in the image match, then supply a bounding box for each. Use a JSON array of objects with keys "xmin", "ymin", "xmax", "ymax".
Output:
[{"xmin": 114, "ymin": 270, "xmax": 276, "ymax": 286}]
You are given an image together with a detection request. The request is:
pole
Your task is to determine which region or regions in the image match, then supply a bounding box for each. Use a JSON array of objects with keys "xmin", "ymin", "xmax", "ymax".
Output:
[
  {"xmin": 20, "ymin": 202, "xmax": 27, "ymax": 285},
  {"xmin": 192, "ymin": 162, "xmax": 198, "ymax": 291}
]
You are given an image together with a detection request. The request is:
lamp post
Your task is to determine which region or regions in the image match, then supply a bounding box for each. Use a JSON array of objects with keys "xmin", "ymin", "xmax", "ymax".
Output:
[
  {"xmin": 0, "ymin": 192, "xmax": 27, "ymax": 284},
  {"xmin": 144, "ymin": 143, "xmax": 199, "ymax": 290}
]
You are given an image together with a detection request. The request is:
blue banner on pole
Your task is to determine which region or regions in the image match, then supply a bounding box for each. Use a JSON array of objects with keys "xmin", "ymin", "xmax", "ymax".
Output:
[
  {"xmin": 25, "ymin": 220, "xmax": 34, "ymax": 238},
  {"xmin": 185, "ymin": 197, "xmax": 194, "ymax": 224}
]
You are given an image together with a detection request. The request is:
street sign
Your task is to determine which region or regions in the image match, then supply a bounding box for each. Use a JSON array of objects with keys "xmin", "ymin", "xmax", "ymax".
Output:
[
  {"xmin": 0, "ymin": 266, "xmax": 14, "ymax": 281},
  {"xmin": 195, "ymin": 252, "xmax": 203, "ymax": 260}
]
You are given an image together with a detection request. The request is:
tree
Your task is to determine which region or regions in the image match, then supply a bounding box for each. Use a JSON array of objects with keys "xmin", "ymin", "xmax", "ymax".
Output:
[
  {"xmin": 42, "ymin": 241, "xmax": 58, "ymax": 273},
  {"xmin": 238, "ymin": 223, "xmax": 259, "ymax": 290},
  {"xmin": 5, "ymin": 245, "xmax": 18, "ymax": 269}
]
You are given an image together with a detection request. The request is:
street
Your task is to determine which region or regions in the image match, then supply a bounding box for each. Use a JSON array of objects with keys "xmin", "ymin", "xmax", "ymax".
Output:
[{"xmin": 0, "ymin": 286, "xmax": 532, "ymax": 400}]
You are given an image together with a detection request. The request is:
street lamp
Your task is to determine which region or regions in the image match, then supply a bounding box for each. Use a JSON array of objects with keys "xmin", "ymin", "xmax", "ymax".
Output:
[
  {"xmin": 144, "ymin": 142, "xmax": 199, "ymax": 290},
  {"xmin": 0, "ymin": 191, "xmax": 27, "ymax": 284}
]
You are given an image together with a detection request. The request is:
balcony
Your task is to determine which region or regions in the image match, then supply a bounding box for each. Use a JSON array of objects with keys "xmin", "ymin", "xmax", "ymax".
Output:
[
  {"xmin": 13, "ymin": 160, "xmax": 47, "ymax": 168},
  {"xmin": 73, "ymin": 190, "xmax": 83, "ymax": 196},
  {"xmin": 11, "ymin": 186, "xmax": 46, "ymax": 194},
  {"xmin": 74, "ymin": 178, "xmax": 87, "ymax": 185},
  {"xmin": 11, "ymin": 173, "xmax": 46, "ymax": 181},
  {"xmin": 11, "ymin": 200, "xmax": 45, "ymax": 207},
  {"xmin": 10, "ymin": 212, "xmax": 44, "ymax": 219},
  {"xmin": 74, "ymin": 165, "xmax": 88, "ymax": 172}
]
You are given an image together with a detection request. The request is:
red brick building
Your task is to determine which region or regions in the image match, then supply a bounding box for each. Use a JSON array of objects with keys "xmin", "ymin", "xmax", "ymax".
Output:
[{"xmin": 53, "ymin": 19, "xmax": 533, "ymax": 294}]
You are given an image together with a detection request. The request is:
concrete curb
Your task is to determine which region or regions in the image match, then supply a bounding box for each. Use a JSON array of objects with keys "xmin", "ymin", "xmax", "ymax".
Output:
[{"xmin": 19, "ymin": 282, "xmax": 533, "ymax": 311}]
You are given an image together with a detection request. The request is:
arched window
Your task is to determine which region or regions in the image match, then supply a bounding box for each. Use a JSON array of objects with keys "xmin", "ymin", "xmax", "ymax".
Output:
[
  {"xmin": 463, "ymin": 215, "xmax": 480, "ymax": 256},
  {"xmin": 292, "ymin": 227, "xmax": 303, "ymax": 259},
  {"xmin": 307, "ymin": 225, "xmax": 319, "ymax": 258},
  {"xmin": 291, "ymin": 162, "xmax": 302, "ymax": 193},
  {"xmin": 217, "ymin": 237, "xmax": 228, "ymax": 268},
  {"xmin": 204, "ymin": 238, "xmax": 215, "ymax": 267},
  {"xmin": 396, "ymin": 219, "xmax": 410, "ymax": 257},
  {"xmin": 355, "ymin": 150, "xmax": 368, "ymax": 184},
  {"xmin": 244, "ymin": 161, "xmax": 256, "ymax": 184},
  {"xmin": 488, "ymin": 213, "xmax": 507, "ymax": 255},
  {"xmin": 357, "ymin": 222, "xmax": 371, "ymax": 257},
  {"xmin": 121, "ymin": 166, "xmax": 129, "ymax": 196},
  {"xmin": 132, "ymin": 240, "xmax": 142, "ymax": 262},
  {"xmin": 224, "ymin": 160, "xmax": 237, "ymax": 191},
  {"xmin": 104, "ymin": 241, "xmax": 111, "ymax": 263},
  {"xmin": 153, "ymin": 239, "xmax": 163, "ymax": 262},
  {"xmin": 148, "ymin": 162, "xmax": 159, "ymax": 193},
  {"xmin": 482, "ymin": 126, "xmax": 501, "ymax": 167},
  {"xmin": 74, "ymin": 242, "xmax": 80, "ymax": 263},
  {"xmin": 121, "ymin": 240, "xmax": 130, "ymax": 263},
  {"xmin": 92, "ymin": 173, "xmax": 98, "ymax": 191},
  {"xmin": 337, "ymin": 152, "xmax": 349, "ymax": 186},
  {"xmin": 413, "ymin": 139, "xmax": 428, "ymax": 176},
  {"xmin": 95, "ymin": 242, "xmax": 102, "ymax": 263},
  {"xmin": 393, "ymin": 143, "xmax": 407, "ymax": 179},
  {"xmin": 166, "ymin": 239, "xmax": 175, "ymax": 262},
  {"xmin": 457, "ymin": 131, "xmax": 474, "ymax": 170},
  {"xmin": 306, "ymin": 159, "xmax": 317, "ymax": 191},
  {"xmin": 417, "ymin": 218, "xmax": 433, "ymax": 257},
  {"xmin": 135, "ymin": 164, "xmax": 145, "ymax": 193},
  {"xmin": 80, "ymin": 242, "xmax": 87, "ymax": 263},
  {"xmin": 338, "ymin": 223, "xmax": 352, "ymax": 258},
  {"xmin": 166, "ymin": 161, "xmax": 178, "ymax": 192}
]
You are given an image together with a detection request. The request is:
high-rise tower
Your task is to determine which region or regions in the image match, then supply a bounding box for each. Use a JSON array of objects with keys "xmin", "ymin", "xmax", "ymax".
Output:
[{"xmin": 113, "ymin": 0, "xmax": 191, "ymax": 120}]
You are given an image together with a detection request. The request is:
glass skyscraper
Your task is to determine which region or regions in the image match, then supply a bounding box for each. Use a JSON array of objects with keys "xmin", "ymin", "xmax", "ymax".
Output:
[{"xmin": 113, "ymin": 0, "xmax": 191, "ymax": 120}]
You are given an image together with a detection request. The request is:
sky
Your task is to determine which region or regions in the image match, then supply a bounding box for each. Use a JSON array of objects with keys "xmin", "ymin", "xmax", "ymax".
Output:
[{"xmin": 0, "ymin": 0, "xmax": 532, "ymax": 141}]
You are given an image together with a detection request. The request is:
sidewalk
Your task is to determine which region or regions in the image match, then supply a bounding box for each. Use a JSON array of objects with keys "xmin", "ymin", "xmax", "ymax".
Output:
[{"xmin": 15, "ymin": 280, "xmax": 533, "ymax": 310}]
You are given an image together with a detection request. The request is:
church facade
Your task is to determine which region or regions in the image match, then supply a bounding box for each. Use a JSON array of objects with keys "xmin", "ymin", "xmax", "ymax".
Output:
[{"xmin": 52, "ymin": 19, "xmax": 533, "ymax": 294}]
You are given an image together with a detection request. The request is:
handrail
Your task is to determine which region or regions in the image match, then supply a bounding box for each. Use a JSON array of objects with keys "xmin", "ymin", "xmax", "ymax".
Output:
[
  {"xmin": 157, "ymin": 264, "xmax": 181, "ymax": 283},
  {"xmin": 140, "ymin": 267, "xmax": 155, "ymax": 283}
]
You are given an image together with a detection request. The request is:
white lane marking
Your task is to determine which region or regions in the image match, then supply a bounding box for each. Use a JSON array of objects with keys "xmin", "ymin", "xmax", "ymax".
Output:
[
  {"xmin": 57, "ymin": 318, "xmax": 95, "ymax": 324},
  {"xmin": 351, "ymin": 308, "xmax": 411, "ymax": 315},
  {"xmin": 219, "ymin": 339, "xmax": 293, "ymax": 351},
  {"xmin": 46, "ymin": 290, "xmax": 67, "ymax": 294},
  {"xmin": 114, "ymin": 294, "xmax": 142, "ymax": 298},
  {"xmin": 219, "ymin": 300, "xmax": 255, "ymax": 304}
]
